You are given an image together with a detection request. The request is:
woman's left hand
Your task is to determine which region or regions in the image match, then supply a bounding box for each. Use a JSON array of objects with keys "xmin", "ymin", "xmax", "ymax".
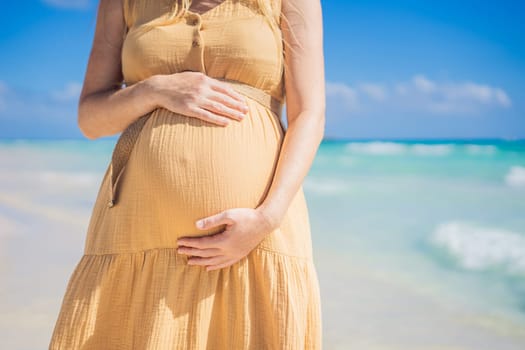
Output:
[{"xmin": 177, "ymin": 207, "xmax": 277, "ymax": 271}]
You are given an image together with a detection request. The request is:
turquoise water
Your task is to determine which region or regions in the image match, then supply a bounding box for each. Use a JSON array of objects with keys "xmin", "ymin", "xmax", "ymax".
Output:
[
  {"xmin": 306, "ymin": 139, "xmax": 525, "ymax": 322},
  {"xmin": 1, "ymin": 137, "xmax": 525, "ymax": 348}
]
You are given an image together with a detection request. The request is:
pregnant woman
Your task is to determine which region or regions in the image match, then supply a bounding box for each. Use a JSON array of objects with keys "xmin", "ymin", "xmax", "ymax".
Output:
[{"xmin": 49, "ymin": 0, "xmax": 325, "ymax": 348}]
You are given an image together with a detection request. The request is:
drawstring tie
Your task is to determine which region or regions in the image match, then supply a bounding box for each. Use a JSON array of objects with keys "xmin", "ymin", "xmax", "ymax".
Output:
[{"xmin": 107, "ymin": 77, "xmax": 284, "ymax": 208}]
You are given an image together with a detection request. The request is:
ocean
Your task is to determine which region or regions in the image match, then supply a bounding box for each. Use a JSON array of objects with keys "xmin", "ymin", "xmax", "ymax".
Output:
[{"xmin": 1, "ymin": 138, "xmax": 524, "ymax": 349}]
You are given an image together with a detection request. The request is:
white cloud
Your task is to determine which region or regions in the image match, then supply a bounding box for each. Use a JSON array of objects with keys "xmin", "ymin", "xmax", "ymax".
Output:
[
  {"xmin": 0, "ymin": 82, "xmax": 83, "ymax": 138},
  {"xmin": 41, "ymin": 0, "xmax": 91, "ymax": 10},
  {"xmin": 394, "ymin": 83, "xmax": 408, "ymax": 96},
  {"xmin": 495, "ymin": 89, "xmax": 511, "ymax": 107},
  {"xmin": 51, "ymin": 82, "xmax": 82, "ymax": 102},
  {"xmin": 412, "ymin": 74, "xmax": 436, "ymax": 93},
  {"xmin": 400, "ymin": 74, "xmax": 512, "ymax": 113},
  {"xmin": 326, "ymin": 82, "xmax": 358, "ymax": 112},
  {"xmin": 438, "ymin": 81, "xmax": 511, "ymax": 107},
  {"xmin": 326, "ymin": 74, "xmax": 512, "ymax": 117},
  {"xmin": 358, "ymin": 83, "xmax": 387, "ymax": 101}
]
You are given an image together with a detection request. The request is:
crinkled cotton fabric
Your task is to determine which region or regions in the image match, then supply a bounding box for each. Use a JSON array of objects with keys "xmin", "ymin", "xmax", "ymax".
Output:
[{"xmin": 49, "ymin": 0, "xmax": 322, "ymax": 348}]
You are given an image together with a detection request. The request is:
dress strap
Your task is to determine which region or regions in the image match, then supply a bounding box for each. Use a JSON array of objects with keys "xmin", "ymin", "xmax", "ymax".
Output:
[{"xmin": 107, "ymin": 78, "xmax": 284, "ymax": 208}]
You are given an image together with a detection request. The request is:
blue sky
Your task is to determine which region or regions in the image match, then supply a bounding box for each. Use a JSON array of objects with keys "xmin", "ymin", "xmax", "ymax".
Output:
[{"xmin": 0, "ymin": 0, "xmax": 523, "ymax": 139}]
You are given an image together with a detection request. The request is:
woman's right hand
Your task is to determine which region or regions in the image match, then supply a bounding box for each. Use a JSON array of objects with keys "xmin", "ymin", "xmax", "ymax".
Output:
[{"xmin": 147, "ymin": 71, "xmax": 250, "ymax": 126}]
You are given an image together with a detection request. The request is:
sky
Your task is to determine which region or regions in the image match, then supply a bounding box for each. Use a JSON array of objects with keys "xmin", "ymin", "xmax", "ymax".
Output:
[{"xmin": 0, "ymin": 0, "xmax": 523, "ymax": 140}]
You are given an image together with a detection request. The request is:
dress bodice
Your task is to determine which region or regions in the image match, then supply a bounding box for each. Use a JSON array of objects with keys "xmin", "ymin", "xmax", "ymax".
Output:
[{"xmin": 121, "ymin": 0, "xmax": 285, "ymax": 102}]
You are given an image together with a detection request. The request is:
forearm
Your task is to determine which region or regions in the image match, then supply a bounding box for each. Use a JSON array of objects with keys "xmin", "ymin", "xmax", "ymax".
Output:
[
  {"xmin": 256, "ymin": 111, "xmax": 325, "ymax": 228},
  {"xmin": 78, "ymin": 77, "xmax": 158, "ymax": 140}
]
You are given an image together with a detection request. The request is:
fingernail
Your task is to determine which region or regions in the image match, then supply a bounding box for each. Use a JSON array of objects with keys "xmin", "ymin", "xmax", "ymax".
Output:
[{"xmin": 196, "ymin": 220, "xmax": 203, "ymax": 228}]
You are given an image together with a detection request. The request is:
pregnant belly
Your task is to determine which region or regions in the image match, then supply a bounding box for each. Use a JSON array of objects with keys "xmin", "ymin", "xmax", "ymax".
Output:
[{"xmin": 129, "ymin": 103, "xmax": 284, "ymax": 238}]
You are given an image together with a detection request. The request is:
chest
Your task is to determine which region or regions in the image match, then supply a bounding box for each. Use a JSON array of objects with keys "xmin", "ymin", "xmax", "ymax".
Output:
[{"xmin": 121, "ymin": 4, "xmax": 283, "ymax": 84}]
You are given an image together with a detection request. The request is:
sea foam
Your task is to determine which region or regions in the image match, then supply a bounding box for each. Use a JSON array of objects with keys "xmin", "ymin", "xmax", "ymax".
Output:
[
  {"xmin": 411, "ymin": 143, "xmax": 453, "ymax": 156},
  {"xmin": 303, "ymin": 177, "xmax": 350, "ymax": 195},
  {"xmin": 464, "ymin": 144, "xmax": 497, "ymax": 155},
  {"xmin": 345, "ymin": 141, "xmax": 454, "ymax": 156},
  {"xmin": 344, "ymin": 141, "xmax": 504, "ymax": 157},
  {"xmin": 505, "ymin": 166, "xmax": 525, "ymax": 188},
  {"xmin": 431, "ymin": 221, "xmax": 525, "ymax": 274},
  {"xmin": 345, "ymin": 141, "xmax": 407, "ymax": 155}
]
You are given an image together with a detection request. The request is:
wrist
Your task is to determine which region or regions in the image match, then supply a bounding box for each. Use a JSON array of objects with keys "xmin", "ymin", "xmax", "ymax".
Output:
[
  {"xmin": 142, "ymin": 74, "xmax": 164, "ymax": 109},
  {"xmin": 256, "ymin": 204, "xmax": 283, "ymax": 231}
]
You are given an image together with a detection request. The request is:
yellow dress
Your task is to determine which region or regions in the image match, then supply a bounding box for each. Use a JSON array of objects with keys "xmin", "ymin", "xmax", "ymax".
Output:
[{"xmin": 49, "ymin": 0, "xmax": 322, "ymax": 348}]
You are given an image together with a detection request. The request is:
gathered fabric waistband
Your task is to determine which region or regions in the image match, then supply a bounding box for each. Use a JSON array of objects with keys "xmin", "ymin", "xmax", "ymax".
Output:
[{"xmin": 106, "ymin": 78, "xmax": 284, "ymax": 209}]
